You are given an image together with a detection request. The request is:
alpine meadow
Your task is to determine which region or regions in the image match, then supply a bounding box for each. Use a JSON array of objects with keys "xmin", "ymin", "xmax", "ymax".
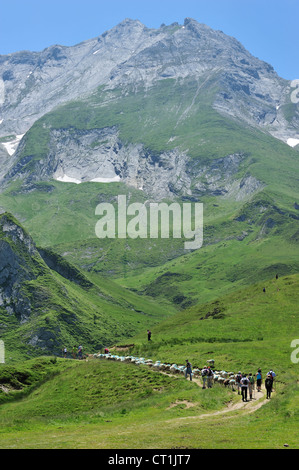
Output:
[{"xmin": 0, "ymin": 17, "xmax": 298, "ymax": 451}]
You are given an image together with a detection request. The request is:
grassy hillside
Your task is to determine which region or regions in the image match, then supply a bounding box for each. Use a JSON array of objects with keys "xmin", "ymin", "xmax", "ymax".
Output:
[
  {"xmin": 125, "ymin": 274, "xmax": 299, "ymax": 372},
  {"xmin": 0, "ymin": 212, "xmax": 177, "ymax": 362},
  {"xmin": 0, "ymin": 69, "xmax": 298, "ymax": 450},
  {"xmin": 0, "ymin": 274, "xmax": 298, "ymax": 449}
]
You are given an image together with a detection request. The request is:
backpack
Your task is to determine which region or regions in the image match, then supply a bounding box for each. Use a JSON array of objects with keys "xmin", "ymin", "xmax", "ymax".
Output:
[{"xmin": 201, "ymin": 369, "xmax": 208, "ymax": 377}]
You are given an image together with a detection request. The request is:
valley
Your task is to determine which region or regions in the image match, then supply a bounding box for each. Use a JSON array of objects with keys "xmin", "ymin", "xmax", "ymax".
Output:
[{"xmin": 0, "ymin": 17, "xmax": 298, "ymax": 450}]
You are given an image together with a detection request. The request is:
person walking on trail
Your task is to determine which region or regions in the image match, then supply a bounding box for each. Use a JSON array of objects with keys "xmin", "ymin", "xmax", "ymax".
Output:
[
  {"xmin": 78, "ymin": 345, "xmax": 83, "ymax": 360},
  {"xmin": 62, "ymin": 347, "xmax": 67, "ymax": 358},
  {"xmin": 147, "ymin": 330, "xmax": 152, "ymax": 341},
  {"xmin": 207, "ymin": 366, "xmax": 214, "ymax": 388},
  {"xmin": 248, "ymin": 373, "xmax": 255, "ymax": 400},
  {"xmin": 185, "ymin": 360, "xmax": 192, "ymax": 381},
  {"xmin": 267, "ymin": 369, "xmax": 276, "ymax": 392},
  {"xmin": 265, "ymin": 374, "xmax": 273, "ymax": 399},
  {"xmin": 236, "ymin": 371, "xmax": 242, "ymax": 395},
  {"xmin": 240, "ymin": 374, "xmax": 249, "ymax": 402},
  {"xmin": 201, "ymin": 366, "xmax": 208, "ymax": 389},
  {"xmin": 256, "ymin": 369, "xmax": 262, "ymax": 392}
]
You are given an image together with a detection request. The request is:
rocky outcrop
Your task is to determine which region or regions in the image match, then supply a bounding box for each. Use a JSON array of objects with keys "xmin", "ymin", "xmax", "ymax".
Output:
[
  {"xmin": 4, "ymin": 125, "xmax": 263, "ymax": 201},
  {"xmin": 0, "ymin": 213, "xmax": 44, "ymax": 322}
]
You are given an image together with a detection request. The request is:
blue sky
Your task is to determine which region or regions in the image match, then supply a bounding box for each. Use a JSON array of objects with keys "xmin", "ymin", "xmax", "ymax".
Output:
[{"xmin": 0, "ymin": 0, "xmax": 298, "ymax": 80}]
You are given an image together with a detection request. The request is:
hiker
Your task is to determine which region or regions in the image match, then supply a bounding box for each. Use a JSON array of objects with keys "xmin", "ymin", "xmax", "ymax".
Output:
[
  {"xmin": 263, "ymin": 287, "xmax": 266, "ymax": 293},
  {"xmin": 185, "ymin": 360, "xmax": 192, "ymax": 381},
  {"xmin": 256, "ymin": 369, "xmax": 262, "ymax": 392},
  {"xmin": 62, "ymin": 347, "xmax": 67, "ymax": 358},
  {"xmin": 207, "ymin": 366, "xmax": 214, "ymax": 388},
  {"xmin": 72, "ymin": 346, "xmax": 77, "ymax": 359},
  {"xmin": 267, "ymin": 370, "xmax": 276, "ymax": 391},
  {"xmin": 236, "ymin": 371, "xmax": 242, "ymax": 395},
  {"xmin": 276, "ymin": 274, "xmax": 278, "ymax": 280},
  {"xmin": 240, "ymin": 374, "xmax": 249, "ymax": 402},
  {"xmin": 265, "ymin": 374, "xmax": 273, "ymax": 399},
  {"xmin": 147, "ymin": 330, "xmax": 152, "ymax": 341},
  {"xmin": 104, "ymin": 348, "xmax": 110, "ymax": 354},
  {"xmin": 248, "ymin": 373, "xmax": 255, "ymax": 400},
  {"xmin": 201, "ymin": 366, "xmax": 208, "ymax": 389},
  {"xmin": 78, "ymin": 345, "xmax": 83, "ymax": 360}
]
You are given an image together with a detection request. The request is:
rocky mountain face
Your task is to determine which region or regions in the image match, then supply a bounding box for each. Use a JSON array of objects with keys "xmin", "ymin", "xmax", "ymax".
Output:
[
  {"xmin": 0, "ymin": 18, "xmax": 297, "ymax": 138},
  {"xmin": 0, "ymin": 18, "xmax": 298, "ymax": 200},
  {"xmin": 0, "ymin": 213, "xmax": 45, "ymax": 323}
]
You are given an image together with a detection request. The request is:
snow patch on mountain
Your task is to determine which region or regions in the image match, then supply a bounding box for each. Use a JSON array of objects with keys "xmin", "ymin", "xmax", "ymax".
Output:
[
  {"xmin": 287, "ymin": 138, "xmax": 299, "ymax": 148},
  {"xmin": 1, "ymin": 134, "xmax": 24, "ymax": 156}
]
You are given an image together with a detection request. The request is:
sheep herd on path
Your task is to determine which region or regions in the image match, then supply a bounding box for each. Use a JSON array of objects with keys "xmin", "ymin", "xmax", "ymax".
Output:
[{"xmin": 93, "ymin": 352, "xmax": 239, "ymax": 390}]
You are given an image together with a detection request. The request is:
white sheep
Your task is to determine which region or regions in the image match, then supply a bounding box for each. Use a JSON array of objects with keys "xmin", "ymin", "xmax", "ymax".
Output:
[{"xmin": 170, "ymin": 364, "xmax": 179, "ymax": 373}]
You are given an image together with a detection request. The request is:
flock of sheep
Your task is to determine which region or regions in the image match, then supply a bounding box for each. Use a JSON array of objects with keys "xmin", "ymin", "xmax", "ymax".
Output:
[{"xmin": 94, "ymin": 353, "xmax": 237, "ymax": 390}]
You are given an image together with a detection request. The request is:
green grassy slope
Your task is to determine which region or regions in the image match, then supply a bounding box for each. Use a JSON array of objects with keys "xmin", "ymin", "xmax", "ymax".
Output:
[
  {"xmin": 0, "ymin": 213, "xmax": 177, "ymax": 362},
  {"xmin": 126, "ymin": 274, "xmax": 299, "ymax": 373},
  {"xmin": 0, "ymin": 274, "xmax": 298, "ymax": 449}
]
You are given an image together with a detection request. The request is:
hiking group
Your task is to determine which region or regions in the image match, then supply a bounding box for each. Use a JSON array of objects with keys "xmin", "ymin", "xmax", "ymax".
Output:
[
  {"xmin": 234, "ymin": 368, "xmax": 276, "ymax": 401},
  {"xmin": 185, "ymin": 360, "xmax": 276, "ymax": 400},
  {"xmin": 61, "ymin": 345, "xmax": 84, "ymax": 360}
]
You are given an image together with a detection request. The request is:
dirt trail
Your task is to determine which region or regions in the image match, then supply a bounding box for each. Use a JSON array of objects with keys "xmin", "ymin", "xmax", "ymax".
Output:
[{"xmin": 162, "ymin": 372, "xmax": 269, "ymax": 422}]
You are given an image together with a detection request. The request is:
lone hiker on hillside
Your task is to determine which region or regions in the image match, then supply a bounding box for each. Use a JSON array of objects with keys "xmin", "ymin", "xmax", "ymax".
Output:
[
  {"xmin": 185, "ymin": 360, "xmax": 192, "ymax": 381},
  {"xmin": 147, "ymin": 330, "xmax": 152, "ymax": 341},
  {"xmin": 78, "ymin": 345, "xmax": 83, "ymax": 360}
]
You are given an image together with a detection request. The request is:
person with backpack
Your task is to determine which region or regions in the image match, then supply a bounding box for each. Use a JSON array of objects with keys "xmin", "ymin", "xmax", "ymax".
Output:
[
  {"xmin": 267, "ymin": 370, "xmax": 276, "ymax": 391},
  {"xmin": 248, "ymin": 373, "xmax": 255, "ymax": 400},
  {"xmin": 240, "ymin": 374, "xmax": 249, "ymax": 402},
  {"xmin": 256, "ymin": 369, "xmax": 262, "ymax": 392},
  {"xmin": 207, "ymin": 366, "xmax": 214, "ymax": 388},
  {"xmin": 236, "ymin": 371, "xmax": 242, "ymax": 395},
  {"xmin": 78, "ymin": 345, "xmax": 83, "ymax": 360},
  {"xmin": 265, "ymin": 374, "xmax": 273, "ymax": 399},
  {"xmin": 185, "ymin": 360, "xmax": 192, "ymax": 381},
  {"xmin": 201, "ymin": 366, "xmax": 208, "ymax": 389}
]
